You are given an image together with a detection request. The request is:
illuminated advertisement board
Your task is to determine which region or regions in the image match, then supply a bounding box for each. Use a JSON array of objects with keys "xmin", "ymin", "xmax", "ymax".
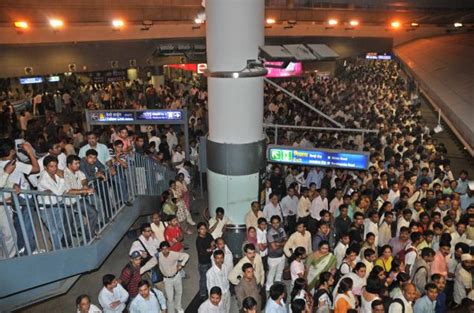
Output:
[
  {"xmin": 19, "ymin": 77, "xmax": 43, "ymax": 84},
  {"xmin": 265, "ymin": 61, "xmax": 303, "ymax": 78}
]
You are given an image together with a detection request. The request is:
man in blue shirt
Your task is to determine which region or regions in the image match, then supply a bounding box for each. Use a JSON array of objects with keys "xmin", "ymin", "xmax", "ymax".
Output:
[
  {"xmin": 265, "ymin": 282, "xmax": 287, "ymax": 313},
  {"xmin": 79, "ymin": 131, "xmax": 112, "ymax": 167},
  {"xmin": 431, "ymin": 274, "xmax": 447, "ymax": 313},
  {"xmin": 129, "ymin": 280, "xmax": 167, "ymax": 313},
  {"xmin": 306, "ymin": 168, "xmax": 324, "ymax": 189},
  {"xmin": 413, "ymin": 283, "xmax": 438, "ymax": 313}
]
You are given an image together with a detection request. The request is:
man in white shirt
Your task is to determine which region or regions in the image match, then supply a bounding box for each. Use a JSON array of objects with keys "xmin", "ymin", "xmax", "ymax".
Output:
[
  {"xmin": 206, "ymin": 250, "xmax": 230, "ymax": 312},
  {"xmin": 405, "ymin": 232, "xmax": 422, "ymax": 276},
  {"xmin": 198, "ymin": 286, "xmax": 226, "ymax": 313},
  {"xmin": 364, "ymin": 210, "xmax": 379, "ymax": 246},
  {"xmin": 297, "ymin": 188, "xmax": 311, "ymax": 221},
  {"xmin": 0, "ymin": 139, "xmax": 40, "ymax": 257},
  {"xmin": 158, "ymin": 241, "xmax": 190, "ymax": 313},
  {"xmin": 280, "ymin": 186, "xmax": 298, "ymax": 233},
  {"xmin": 129, "ymin": 223, "xmax": 160, "ymax": 275},
  {"xmin": 397, "ymin": 209, "xmax": 412, "ymax": 237},
  {"xmin": 378, "ymin": 212, "xmax": 394, "ymax": 248},
  {"xmin": 388, "ymin": 182, "xmax": 400, "ymax": 206},
  {"xmin": 177, "ymin": 161, "xmax": 192, "ymax": 185},
  {"xmin": 283, "ymin": 220, "xmax": 312, "ymax": 257},
  {"xmin": 63, "ymin": 155, "xmax": 98, "ymax": 240},
  {"xmin": 450, "ymin": 221, "xmax": 473, "ymax": 254},
  {"xmin": 388, "ymin": 283, "xmax": 416, "ymax": 313},
  {"xmin": 263, "ymin": 193, "xmax": 283, "ymax": 221},
  {"xmin": 453, "ymin": 254, "xmax": 473, "ymax": 306},
  {"xmin": 129, "ymin": 280, "xmax": 167, "ymax": 313},
  {"xmin": 208, "ymin": 207, "xmax": 231, "ymax": 239},
  {"xmin": 245, "ymin": 201, "xmax": 264, "ymax": 229},
  {"xmin": 310, "ymin": 189, "xmax": 328, "ymax": 221},
  {"xmin": 29, "ymin": 140, "xmax": 67, "ymax": 188},
  {"xmin": 329, "ymin": 189, "xmax": 344, "ymax": 216},
  {"xmin": 166, "ymin": 128, "xmax": 178, "ymax": 154},
  {"xmin": 37, "ymin": 155, "xmax": 69, "ymax": 249},
  {"xmin": 98, "ymin": 274, "xmax": 128, "ymax": 313},
  {"xmin": 171, "ymin": 145, "xmax": 185, "ymax": 170},
  {"xmin": 334, "ymin": 233, "xmax": 350, "ymax": 268}
]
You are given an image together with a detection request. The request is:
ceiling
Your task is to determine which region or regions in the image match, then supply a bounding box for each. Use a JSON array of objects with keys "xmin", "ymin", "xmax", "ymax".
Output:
[{"xmin": 0, "ymin": 0, "xmax": 473, "ymax": 25}]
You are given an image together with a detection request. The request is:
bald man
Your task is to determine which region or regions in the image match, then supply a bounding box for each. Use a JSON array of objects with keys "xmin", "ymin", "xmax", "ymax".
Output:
[{"xmin": 388, "ymin": 283, "xmax": 417, "ymax": 313}]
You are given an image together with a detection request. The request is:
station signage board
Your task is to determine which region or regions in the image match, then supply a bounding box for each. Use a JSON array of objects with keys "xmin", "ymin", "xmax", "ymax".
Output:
[
  {"xmin": 267, "ymin": 145, "xmax": 369, "ymax": 170},
  {"xmin": 87, "ymin": 109, "xmax": 184, "ymax": 125}
]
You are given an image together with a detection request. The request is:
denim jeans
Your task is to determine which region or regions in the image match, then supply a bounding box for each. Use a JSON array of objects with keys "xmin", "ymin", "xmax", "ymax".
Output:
[
  {"xmin": 13, "ymin": 197, "xmax": 37, "ymax": 253},
  {"xmin": 39, "ymin": 205, "xmax": 65, "ymax": 250},
  {"xmin": 198, "ymin": 262, "xmax": 212, "ymax": 297}
]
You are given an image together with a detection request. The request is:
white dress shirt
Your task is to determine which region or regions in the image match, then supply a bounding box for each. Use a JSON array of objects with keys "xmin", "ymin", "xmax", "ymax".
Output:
[
  {"xmin": 280, "ymin": 195, "xmax": 298, "ymax": 217},
  {"xmin": 310, "ymin": 196, "xmax": 328, "ymax": 220},
  {"xmin": 206, "ymin": 264, "xmax": 230, "ymax": 295},
  {"xmin": 198, "ymin": 299, "xmax": 226, "ymax": 313},
  {"xmin": 98, "ymin": 284, "xmax": 129, "ymax": 313},
  {"xmin": 129, "ymin": 235, "xmax": 160, "ymax": 257},
  {"xmin": 37, "ymin": 171, "xmax": 69, "ymax": 205},
  {"xmin": 263, "ymin": 202, "xmax": 283, "ymax": 221}
]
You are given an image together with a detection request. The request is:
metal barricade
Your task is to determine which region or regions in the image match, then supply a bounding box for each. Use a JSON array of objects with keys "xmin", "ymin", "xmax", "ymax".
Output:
[{"xmin": 0, "ymin": 153, "xmax": 172, "ymax": 259}]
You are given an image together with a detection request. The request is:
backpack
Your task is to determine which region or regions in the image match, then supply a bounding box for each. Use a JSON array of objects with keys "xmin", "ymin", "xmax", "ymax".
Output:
[
  {"xmin": 396, "ymin": 246, "xmax": 416, "ymax": 263},
  {"xmin": 385, "ymin": 298, "xmax": 405, "ymax": 313}
]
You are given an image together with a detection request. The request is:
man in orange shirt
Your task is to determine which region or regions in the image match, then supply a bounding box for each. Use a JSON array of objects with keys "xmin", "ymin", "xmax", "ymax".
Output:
[
  {"xmin": 430, "ymin": 241, "xmax": 451, "ymax": 278},
  {"xmin": 164, "ymin": 215, "xmax": 184, "ymax": 252}
]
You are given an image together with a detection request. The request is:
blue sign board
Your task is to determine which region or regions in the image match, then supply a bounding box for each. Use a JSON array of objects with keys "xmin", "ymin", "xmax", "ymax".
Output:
[
  {"xmin": 19, "ymin": 77, "xmax": 43, "ymax": 84},
  {"xmin": 86, "ymin": 109, "xmax": 185, "ymax": 125},
  {"xmin": 267, "ymin": 145, "xmax": 369, "ymax": 170},
  {"xmin": 136, "ymin": 110, "xmax": 183, "ymax": 121}
]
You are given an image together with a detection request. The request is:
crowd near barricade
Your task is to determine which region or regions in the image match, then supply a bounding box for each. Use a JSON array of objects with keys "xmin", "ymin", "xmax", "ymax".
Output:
[{"xmin": 1, "ymin": 58, "xmax": 473, "ymax": 313}]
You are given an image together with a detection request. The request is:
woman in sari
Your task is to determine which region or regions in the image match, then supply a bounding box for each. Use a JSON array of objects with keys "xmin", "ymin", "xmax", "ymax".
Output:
[
  {"xmin": 170, "ymin": 178, "xmax": 194, "ymax": 234},
  {"xmin": 306, "ymin": 240, "xmax": 337, "ymax": 292}
]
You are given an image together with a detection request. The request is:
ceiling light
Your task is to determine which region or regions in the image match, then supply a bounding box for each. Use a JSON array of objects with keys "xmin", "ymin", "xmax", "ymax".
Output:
[
  {"xmin": 328, "ymin": 19, "xmax": 338, "ymax": 26},
  {"xmin": 391, "ymin": 21, "xmax": 401, "ymax": 29},
  {"xmin": 454, "ymin": 22, "xmax": 463, "ymax": 28},
  {"xmin": 49, "ymin": 19, "xmax": 64, "ymax": 29},
  {"xmin": 266, "ymin": 18, "xmax": 276, "ymax": 25},
  {"xmin": 410, "ymin": 22, "xmax": 419, "ymax": 27},
  {"xmin": 14, "ymin": 21, "xmax": 29, "ymax": 29},
  {"xmin": 112, "ymin": 19, "xmax": 125, "ymax": 29},
  {"xmin": 349, "ymin": 20, "xmax": 359, "ymax": 26}
]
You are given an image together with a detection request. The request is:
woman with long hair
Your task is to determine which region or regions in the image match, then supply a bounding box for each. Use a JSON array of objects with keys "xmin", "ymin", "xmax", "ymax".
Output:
[
  {"xmin": 290, "ymin": 278, "xmax": 313, "ymax": 313},
  {"xmin": 333, "ymin": 277, "xmax": 356, "ymax": 313},
  {"xmin": 313, "ymin": 271, "xmax": 334, "ymax": 313},
  {"xmin": 290, "ymin": 247, "xmax": 307, "ymax": 285},
  {"xmin": 306, "ymin": 241, "xmax": 337, "ymax": 292}
]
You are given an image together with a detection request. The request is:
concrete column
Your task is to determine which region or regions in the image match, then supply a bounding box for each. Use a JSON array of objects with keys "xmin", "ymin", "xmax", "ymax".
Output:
[
  {"xmin": 151, "ymin": 65, "xmax": 164, "ymax": 89},
  {"xmin": 206, "ymin": 0, "xmax": 266, "ymax": 257}
]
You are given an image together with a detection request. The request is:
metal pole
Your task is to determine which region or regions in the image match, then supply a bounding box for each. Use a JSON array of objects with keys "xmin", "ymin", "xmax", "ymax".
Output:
[
  {"xmin": 275, "ymin": 125, "xmax": 278, "ymax": 144},
  {"xmin": 183, "ymin": 108, "xmax": 190, "ymax": 161},
  {"xmin": 264, "ymin": 78, "xmax": 345, "ymax": 128}
]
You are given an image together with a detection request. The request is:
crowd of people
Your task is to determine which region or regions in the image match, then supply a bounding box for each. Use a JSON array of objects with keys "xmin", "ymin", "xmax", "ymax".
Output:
[{"xmin": 1, "ymin": 58, "xmax": 473, "ymax": 313}]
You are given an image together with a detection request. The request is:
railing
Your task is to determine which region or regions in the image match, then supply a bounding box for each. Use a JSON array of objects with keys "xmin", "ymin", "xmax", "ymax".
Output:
[{"xmin": 0, "ymin": 153, "xmax": 173, "ymax": 259}]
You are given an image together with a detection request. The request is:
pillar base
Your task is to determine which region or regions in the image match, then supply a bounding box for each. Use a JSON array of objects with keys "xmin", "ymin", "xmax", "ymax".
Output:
[{"xmin": 223, "ymin": 224, "xmax": 247, "ymax": 259}]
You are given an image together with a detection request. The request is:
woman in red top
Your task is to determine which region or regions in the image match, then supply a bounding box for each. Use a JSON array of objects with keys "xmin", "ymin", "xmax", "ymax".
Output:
[{"xmin": 164, "ymin": 215, "xmax": 184, "ymax": 252}]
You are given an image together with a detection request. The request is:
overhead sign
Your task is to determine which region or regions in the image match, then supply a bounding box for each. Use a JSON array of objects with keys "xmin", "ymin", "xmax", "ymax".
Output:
[
  {"xmin": 86, "ymin": 109, "xmax": 184, "ymax": 125},
  {"xmin": 366, "ymin": 53, "xmax": 392, "ymax": 60},
  {"xmin": 136, "ymin": 110, "xmax": 183, "ymax": 121},
  {"xmin": 47, "ymin": 76, "xmax": 60, "ymax": 82},
  {"xmin": 90, "ymin": 70, "xmax": 127, "ymax": 84},
  {"xmin": 19, "ymin": 77, "xmax": 43, "ymax": 84},
  {"xmin": 267, "ymin": 145, "xmax": 369, "ymax": 170}
]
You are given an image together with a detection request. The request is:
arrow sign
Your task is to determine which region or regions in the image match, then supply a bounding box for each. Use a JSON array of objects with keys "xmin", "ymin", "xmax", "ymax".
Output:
[{"xmin": 270, "ymin": 149, "xmax": 281, "ymax": 160}]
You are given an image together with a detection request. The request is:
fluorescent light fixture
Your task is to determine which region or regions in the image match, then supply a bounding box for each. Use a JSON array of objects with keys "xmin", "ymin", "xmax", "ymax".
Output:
[
  {"xmin": 14, "ymin": 21, "xmax": 29, "ymax": 29},
  {"xmin": 454, "ymin": 22, "xmax": 463, "ymax": 28},
  {"xmin": 349, "ymin": 20, "xmax": 359, "ymax": 26},
  {"xmin": 328, "ymin": 19, "xmax": 338, "ymax": 26},
  {"xmin": 112, "ymin": 19, "xmax": 125, "ymax": 29},
  {"xmin": 49, "ymin": 19, "xmax": 64, "ymax": 29},
  {"xmin": 410, "ymin": 22, "xmax": 419, "ymax": 27},
  {"xmin": 391, "ymin": 21, "xmax": 401, "ymax": 29},
  {"xmin": 266, "ymin": 18, "xmax": 276, "ymax": 25}
]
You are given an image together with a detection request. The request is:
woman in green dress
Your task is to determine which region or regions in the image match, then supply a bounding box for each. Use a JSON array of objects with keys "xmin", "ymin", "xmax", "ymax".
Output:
[{"xmin": 306, "ymin": 240, "xmax": 337, "ymax": 292}]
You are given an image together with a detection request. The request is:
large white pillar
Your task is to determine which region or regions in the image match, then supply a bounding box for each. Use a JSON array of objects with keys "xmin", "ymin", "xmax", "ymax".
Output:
[{"xmin": 206, "ymin": 0, "xmax": 266, "ymax": 256}]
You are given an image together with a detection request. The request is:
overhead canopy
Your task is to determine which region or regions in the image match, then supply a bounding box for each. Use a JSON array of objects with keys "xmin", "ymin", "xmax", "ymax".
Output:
[
  {"xmin": 307, "ymin": 44, "xmax": 340, "ymax": 59},
  {"xmin": 260, "ymin": 44, "xmax": 339, "ymax": 61}
]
